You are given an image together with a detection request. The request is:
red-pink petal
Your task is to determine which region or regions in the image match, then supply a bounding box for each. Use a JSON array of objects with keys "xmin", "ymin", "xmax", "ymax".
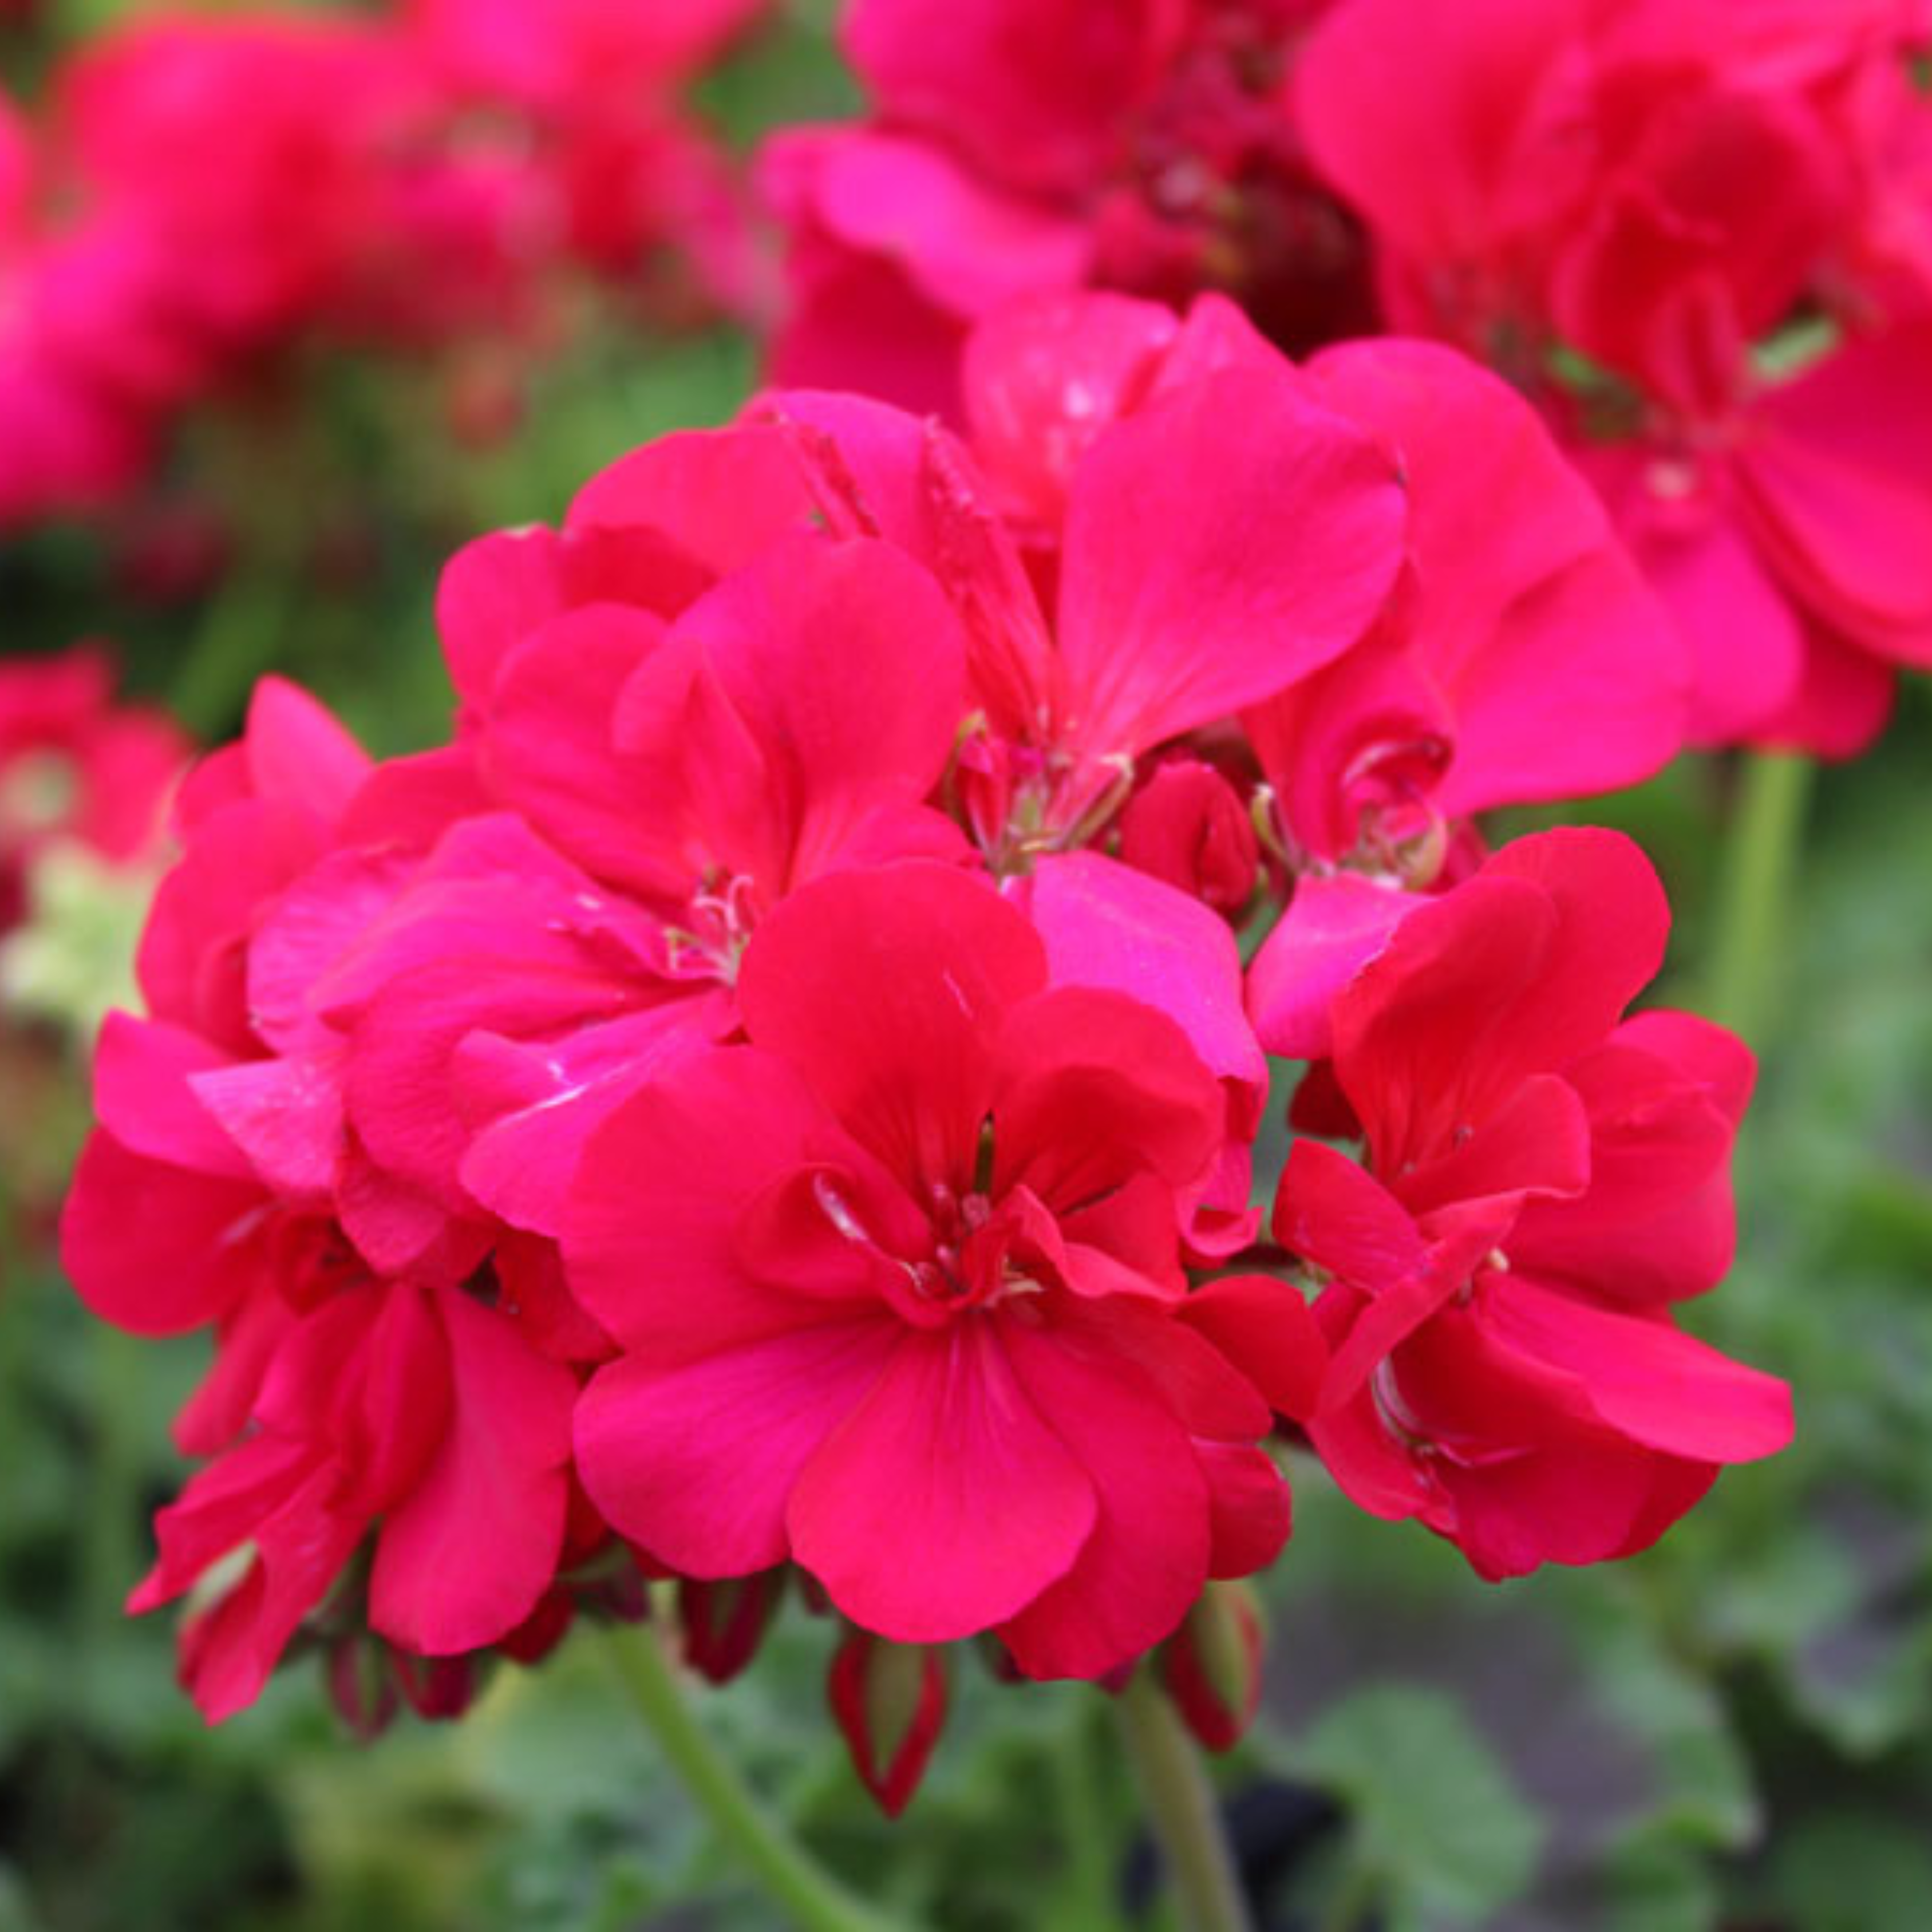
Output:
[
  {"xmin": 789, "ymin": 1317, "xmax": 1098, "ymax": 1642},
  {"xmin": 575, "ymin": 1317, "xmax": 899, "ymax": 1576}
]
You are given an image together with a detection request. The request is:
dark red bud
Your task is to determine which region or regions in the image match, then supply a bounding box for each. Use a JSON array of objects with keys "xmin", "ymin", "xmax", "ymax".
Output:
[
  {"xmin": 828, "ymin": 1630, "xmax": 949, "ymax": 1819},
  {"xmin": 392, "ymin": 1648, "xmax": 480, "ymax": 1721},
  {"xmin": 500, "ymin": 1587, "xmax": 576, "ymax": 1665},
  {"xmin": 325, "ymin": 1635, "xmax": 400, "ymax": 1743},
  {"xmin": 1163, "ymin": 1583, "xmax": 1263, "ymax": 1753},
  {"xmin": 681, "ymin": 1570, "xmax": 785, "ymax": 1685}
]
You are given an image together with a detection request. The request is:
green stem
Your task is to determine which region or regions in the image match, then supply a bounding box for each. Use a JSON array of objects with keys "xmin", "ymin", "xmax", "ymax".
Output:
[
  {"xmin": 1115, "ymin": 1669, "xmax": 1255, "ymax": 1932},
  {"xmin": 1705, "ymin": 752, "xmax": 1814, "ymax": 1044},
  {"xmin": 1049, "ymin": 1700, "xmax": 1115, "ymax": 1927},
  {"xmin": 602, "ymin": 1622, "xmax": 910, "ymax": 1932}
]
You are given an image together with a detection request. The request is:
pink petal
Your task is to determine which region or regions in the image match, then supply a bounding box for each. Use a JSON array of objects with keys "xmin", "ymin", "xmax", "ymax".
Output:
[
  {"xmin": 1246, "ymin": 872, "xmax": 1417, "ymax": 1061},
  {"xmin": 189, "ymin": 1053, "xmax": 343, "ymax": 1201},
  {"xmin": 91, "ymin": 1012, "xmax": 253, "ymax": 1179},
  {"xmin": 788, "ymin": 1318, "xmax": 1098, "ymax": 1642},
  {"xmin": 1181, "ymin": 1274, "xmax": 1328, "ymax": 1422},
  {"xmin": 1055, "ymin": 368, "xmax": 1405, "ymax": 758},
  {"xmin": 567, "ymin": 422, "xmax": 815, "ymax": 576},
  {"xmin": 1736, "ymin": 323, "xmax": 1932, "ymax": 666},
  {"xmin": 564, "ymin": 1044, "xmax": 905, "ymax": 1359},
  {"xmin": 575, "ymin": 1317, "xmax": 899, "ymax": 1575},
  {"xmin": 800, "ymin": 130, "xmax": 1089, "ymax": 317},
  {"xmin": 1027, "ymin": 851, "xmax": 1266, "ymax": 1131},
  {"xmin": 1487, "ymin": 1279, "xmax": 1792, "ymax": 1463},
  {"xmin": 962, "ymin": 290, "xmax": 1178, "ymax": 524},
  {"xmin": 369, "ymin": 1289, "xmax": 577, "ymax": 1654},
  {"xmin": 666, "ymin": 536, "xmax": 969, "ymax": 888},
  {"xmin": 998, "ymin": 1316, "xmax": 1211, "ymax": 1680},
  {"xmin": 991, "ymin": 982, "xmax": 1224, "ymax": 1209},
  {"xmin": 62, "ymin": 1131, "xmax": 265, "ymax": 1336},
  {"xmin": 737, "ymin": 863, "xmax": 1042, "ymax": 1190}
]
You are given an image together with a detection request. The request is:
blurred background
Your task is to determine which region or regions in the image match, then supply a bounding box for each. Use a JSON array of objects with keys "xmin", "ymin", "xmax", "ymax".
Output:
[{"xmin": 3, "ymin": 3, "xmax": 1931, "ymax": 1929}]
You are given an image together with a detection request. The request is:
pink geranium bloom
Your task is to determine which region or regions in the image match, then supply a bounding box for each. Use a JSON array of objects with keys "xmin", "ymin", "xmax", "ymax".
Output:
[
  {"xmin": 955, "ymin": 289, "xmax": 1686, "ymax": 1056},
  {"xmin": 325, "ymin": 450, "xmax": 973, "ymax": 1242},
  {"xmin": 566, "ymin": 862, "xmax": 1319, "ymax": 1678},
  {"xmin": 0, "ymin": 644, "xmax": 188, "ymax": 929},
  {"xmin": 762, "ymin": 0, "xmax": 1375, "ymax": 418},
  {"xmin": 129, "ymin": 1274, "xmax": 575, "ymax": 1722},
  {"xmin": 1296, "ymin": 0, "xmax": 1932, "ymax": 752},
  {"xmin": 1272, "ymin": 827, "xmax": 1792, "ymax": 1578}
]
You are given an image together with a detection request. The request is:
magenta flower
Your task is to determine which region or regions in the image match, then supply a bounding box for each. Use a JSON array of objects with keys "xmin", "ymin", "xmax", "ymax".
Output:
[
  {"xmin": 1275, "ymin": 828, "xmax": 1792, "ymax": 1578},
  {"xmin": 566, "ymin": 862, "xmax": 1318, "ymax": 1679}
]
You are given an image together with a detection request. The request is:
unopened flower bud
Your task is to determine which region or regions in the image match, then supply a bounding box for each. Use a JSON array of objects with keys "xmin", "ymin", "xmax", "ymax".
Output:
[
  {"xmin": 681, "ymin": 1570, "xmax": 784, "ymax": 1685},
  {"xmin": 828, "ymin": 1630, "xmax": 949, "ymax": 1818},
  {"xmin": 326, "ymin": 1635, "xmax": 399, "ymax": 1743},
  {"xmin": 1162, "ymin": 1582, "xmax": 1263, "ymax": 1752},
  {"xmin": 392, "ymin": 1649, "xmax": 480, "ymax": 1721}
]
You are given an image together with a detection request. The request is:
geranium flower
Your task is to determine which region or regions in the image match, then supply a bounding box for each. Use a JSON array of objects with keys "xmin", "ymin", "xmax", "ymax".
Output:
[
  {"xmin": 1273, "ymin": 827, "xmax": 1792, "ymax": 1577},
  {"xmin": 566, "ymin": 862, "xmax": 1319, "ymax": 1678}
]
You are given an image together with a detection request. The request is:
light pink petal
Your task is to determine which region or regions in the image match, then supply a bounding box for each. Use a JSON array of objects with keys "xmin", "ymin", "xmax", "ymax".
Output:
[
  {"xmin": 1247, "ymin": 872, "xmax": 1417, "ymax": 1061},
  {"xmin": 1028, "ymin": 851, "xmax": 1266, "ymax": 1131}
]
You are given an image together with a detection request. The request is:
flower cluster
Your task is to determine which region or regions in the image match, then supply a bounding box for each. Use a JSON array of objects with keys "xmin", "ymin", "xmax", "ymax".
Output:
[
  {"xmin": 64, "ymin": 293, "xmax": 1790, "ymax": 1809},
  {"xmin": 0, "ymin": 0, "xmax": 767, "ymax": 530},
  {"xmin": 762, "ymin": 0, "xmax": 1932, "ymax": 756},
  {"xmin": 763, "ymin": 0, "xmax": 1370, "ymax": 418},
  {"xmin": 1295, "ymin": 0, "xmax": 1932, "ymax": 754}
]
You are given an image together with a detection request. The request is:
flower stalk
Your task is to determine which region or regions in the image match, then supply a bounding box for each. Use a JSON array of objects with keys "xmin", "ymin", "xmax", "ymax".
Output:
[
  {"xmin": 1115, "ymin": 1665, "xmax": 1257, "ymax": 1932},
  {"xmin": 1707, "ymin": 751, "xmax": 1814, "ymax": 1044},
  {"xmin": 602, "ymin": 1622, "xmax": 910, "ymax": 1932}
]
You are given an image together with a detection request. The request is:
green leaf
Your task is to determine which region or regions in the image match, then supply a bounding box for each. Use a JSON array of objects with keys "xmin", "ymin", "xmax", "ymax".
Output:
[
  {"xmin": 1299, "ymin": 1684, "xmax": 1544, "ymax": 1928},
  {"xmin": 1754, "ymin": 1812, "xmax": 1932, "ymax": 1930}
]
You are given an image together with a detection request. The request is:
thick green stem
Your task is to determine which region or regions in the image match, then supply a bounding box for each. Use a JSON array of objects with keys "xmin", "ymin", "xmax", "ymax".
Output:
[
  {"xmin": 602, "ymin": 1622, "xmax": 910, "ymax": 1932},
  {"xmin": 1115, "ymin": 1669, "xmax": 1255, "ymax": 1932},
  {"xmin": 1706, "ymin": 752, "xmax": 1814, "ymax": 1045}
]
